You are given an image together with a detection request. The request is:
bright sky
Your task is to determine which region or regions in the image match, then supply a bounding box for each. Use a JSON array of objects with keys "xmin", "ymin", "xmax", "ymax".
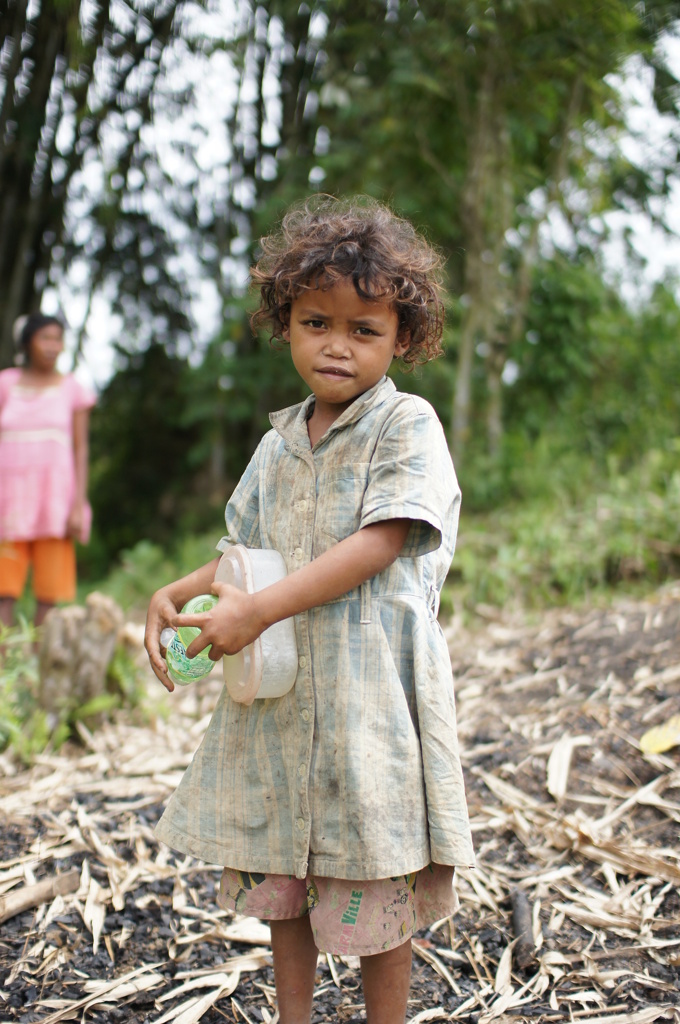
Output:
[{"xmin": 600, "ymin": 34, "xmax": 680, "ymax": 300}]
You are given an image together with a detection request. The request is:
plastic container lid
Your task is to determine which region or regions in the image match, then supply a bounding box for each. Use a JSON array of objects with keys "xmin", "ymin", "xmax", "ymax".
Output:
[{"xmin": 215, "ymin": 545, "xmax": 298, "ymax": 705}]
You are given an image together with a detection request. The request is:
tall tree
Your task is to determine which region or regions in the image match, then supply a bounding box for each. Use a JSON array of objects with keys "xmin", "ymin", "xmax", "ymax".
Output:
[
  {"xmin": 305, "ymin": 0, "xmax": 680, "ymax": 464},
  {"xmin": 0, "ymin": 0, "xmax": 191, "ymax": 368},
  {"xmin": 81, "ymin": 0, "xmax": 328, "ymax": 570},
  {"xmin": 180, "ymin": 0, "xmax": 327, "ymax": 477}
]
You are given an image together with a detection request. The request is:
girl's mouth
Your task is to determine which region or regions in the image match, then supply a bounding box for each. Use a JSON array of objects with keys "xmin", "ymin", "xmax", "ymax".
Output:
[{"xmin": 317, "ymin": 365, "xmax": 352, "ymax": 378}]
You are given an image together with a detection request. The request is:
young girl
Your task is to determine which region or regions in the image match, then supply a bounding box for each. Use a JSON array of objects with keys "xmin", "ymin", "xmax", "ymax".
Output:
[
  {"xmin": 0, "ymin": 314, "xmax": 94, "ymax": 627},
  {"xmin": 145, "ymin": 196, "xmax": 474, "ymax": 1024}
]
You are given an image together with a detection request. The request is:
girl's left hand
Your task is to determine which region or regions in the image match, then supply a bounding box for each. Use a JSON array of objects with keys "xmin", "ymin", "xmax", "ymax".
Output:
[
  {"xmin": 66, "ymin": 503, "xmax": 84, "ymax": 538},
  {"xmin": 175, "ymin": 581, "xmax": 268, "ymax": 661}
]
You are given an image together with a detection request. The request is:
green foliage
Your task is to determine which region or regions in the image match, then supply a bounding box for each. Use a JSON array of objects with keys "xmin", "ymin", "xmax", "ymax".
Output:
[
  {"xmin": 107, "ymin": 643, "xmax": 148, "ymax": 707},
  {"xmin": 454, "ymin": 262, "xmax": 680, "ymax": 510},
  {"xmin": 21, "ymin": 0, "xmax": 673, "ymax": 599},
  {"xmin": 77, "ymin": 258, "xmax": 680, "ymax": 618},
  {"xmin": 0, "ymin": 0, "xmax": 190, "ymax": 369},
  {"xmin": 183, "ymin": 309, "xmax": 308, "ymax": 486},
  {"xmin": 83, "ymin": 344, "xmax": 204, "ymax": 579},
  {"xmin": 83, "ymin": 317, "xmax": 309, "ymax": 579},
  {"xmin": 86, "ymin": 534, "xmax": 220, "ymax": 615},
  {"xmin": 0, "ymin": 619, "xmax": 150, "ymax": 764},
  {"xmin": 449, "ymin": 442, "xmax": 680, "ymax": 614},
  {"xmin": 298, "ymin": 0, "xmax": 680, "ymax": 461},
  {"xmin": 0, "ymin": 619, "xmax": 53, "ymax": 763}
]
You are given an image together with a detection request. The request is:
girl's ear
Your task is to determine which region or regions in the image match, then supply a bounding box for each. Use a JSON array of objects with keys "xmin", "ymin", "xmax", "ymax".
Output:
[{"xmin": 393, "ymin": 333, "xmax": 410, "ymax": 359}]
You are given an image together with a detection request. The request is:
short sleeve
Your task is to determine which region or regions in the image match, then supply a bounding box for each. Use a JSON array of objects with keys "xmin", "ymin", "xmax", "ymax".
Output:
[
  {"xmin": 0, "ymin": 369, "xmax": 19, "ymax": 408},
  {"xmin": 69, "ymin": 375, "xmax": 96, "ymax": 411},
  {"xmin": 359, "ymin": 397, "xmax": 460, "ymax": 557},
  {"xmin": 220, "ymin": 447, "xmax": 263, "ymax": 550}
]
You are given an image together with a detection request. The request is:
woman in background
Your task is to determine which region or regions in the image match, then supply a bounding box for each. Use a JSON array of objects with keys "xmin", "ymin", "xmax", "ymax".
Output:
[{"xmin": 0, "ymin": 314, "xmax": 95, "ymax": 627}]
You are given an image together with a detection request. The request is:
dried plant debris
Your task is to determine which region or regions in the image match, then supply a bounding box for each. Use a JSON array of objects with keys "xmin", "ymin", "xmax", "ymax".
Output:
[{"xmin": 2, "ymin": 582, "xmax": 680, "ymax": 1023}]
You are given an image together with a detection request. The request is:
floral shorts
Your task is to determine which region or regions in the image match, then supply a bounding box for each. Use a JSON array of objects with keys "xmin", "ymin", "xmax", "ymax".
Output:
[{"xmin": 218, "ymin": 863, "xmax": 457, "ymax": 956}]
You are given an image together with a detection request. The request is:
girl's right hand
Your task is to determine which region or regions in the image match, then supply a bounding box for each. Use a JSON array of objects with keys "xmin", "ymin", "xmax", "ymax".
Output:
[{"xmin": 144, "ymin": 588, "xmax": 180, "ymax": 691}]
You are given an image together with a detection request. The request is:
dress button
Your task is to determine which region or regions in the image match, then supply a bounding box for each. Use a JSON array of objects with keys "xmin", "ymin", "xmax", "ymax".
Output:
[
  {"xmin": 301, "ymin": 709, "xmax": 310, "ymax": 721},
  {"xmin": 296, "ymin": 817, "xmax": 305, "ymax": 831},
  {"xmin": 298, "ymin": 763, "xmax": 306, "ymax": 776},
  {"xmin": 294, "ymin": 547, "xmax": 304, "ymax": 561},
  {"xmin": 297, "ymin": 499, "xmax": 307, "ymax": 512},
  {"xmin": 298, "ymin": 655, "xmax": 307, "ymax": 668}
]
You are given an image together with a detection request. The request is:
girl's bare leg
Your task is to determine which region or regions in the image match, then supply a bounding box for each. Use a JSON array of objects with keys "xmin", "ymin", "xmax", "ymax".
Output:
[
  {"xmin": 361, "ymin": 938, "xmax": 413, "ymax": 1024},
  {"xmin": 270, "ymin": 916, "xmax": 318, "ymax": 1024},
  {"xmin": 0, "ymin": 597, "xmax": 14, "ymax": 628},
  {"xmin": 35, "ymin": 601, "xmax": 54, "ymax": 627}
]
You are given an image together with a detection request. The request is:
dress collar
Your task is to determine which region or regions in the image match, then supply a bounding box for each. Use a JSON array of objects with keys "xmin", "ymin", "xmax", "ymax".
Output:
[{"xmin": 269, "ymin": 376, "xmax": 397, "ymax": 449}]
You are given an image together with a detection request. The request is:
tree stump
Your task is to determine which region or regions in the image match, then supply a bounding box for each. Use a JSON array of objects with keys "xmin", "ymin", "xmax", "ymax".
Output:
[{"xmin": 38, "ymin": 592, "xmax": 125, "ymax": 715}]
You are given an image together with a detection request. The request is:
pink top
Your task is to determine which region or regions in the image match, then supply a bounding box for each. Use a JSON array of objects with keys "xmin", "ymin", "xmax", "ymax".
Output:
[{"xmin": 0, "ymin": 368, "xmax": 95, "ymax": 543}]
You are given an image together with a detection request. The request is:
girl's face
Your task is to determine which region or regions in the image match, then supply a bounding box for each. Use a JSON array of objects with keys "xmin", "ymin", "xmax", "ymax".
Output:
[
  {"xmin": 284, "ymin": 278, "xmax": 408, "ymax": 425},
  {"xmin": 27, "ymin": 324, "xmax": 64, "ymax": 373}
]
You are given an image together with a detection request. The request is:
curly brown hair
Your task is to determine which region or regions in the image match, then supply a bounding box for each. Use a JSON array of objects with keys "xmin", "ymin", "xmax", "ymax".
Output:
[{"xmin": 250, "ymin": 195, "xmax": 445, "ymax": 365}]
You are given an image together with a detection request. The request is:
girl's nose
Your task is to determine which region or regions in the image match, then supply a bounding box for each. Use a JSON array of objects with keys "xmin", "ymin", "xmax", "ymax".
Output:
[{"xmin": 322, "ymin": 331, "xmax": 350, "ymax": 356}]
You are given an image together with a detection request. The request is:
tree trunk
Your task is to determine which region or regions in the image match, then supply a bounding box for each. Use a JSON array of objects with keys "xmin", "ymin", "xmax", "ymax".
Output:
[
  {"xmin": 480, "ymin": 75, "xmax": 584, "ymax": 461},
  {"xmin": 0, "ymin": 6, "xmax": 68, "ymax": 366},
  {"xmin": 0, "ymin": 0, "xmax": 183, "ymax": 369},
  {"xmin": 452, "ymin": 313, "xmax": 475, "ymax": 462},
  {"xmin": 485, "ymin": 337, "xmax": 505, "ymax": 461},
  {"xmin": 38, "ymin": 592, "xmax": 124, "ymax": 717},
  {"xmin": 452, "ymin": 64, "xmax": 509, "ymax": 462}
]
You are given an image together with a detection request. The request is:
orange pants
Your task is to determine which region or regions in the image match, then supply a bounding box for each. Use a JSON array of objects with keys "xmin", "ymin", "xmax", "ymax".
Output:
[{"xmin": 0, "ymin": 538, "xmax": 76, "ymax": 604}]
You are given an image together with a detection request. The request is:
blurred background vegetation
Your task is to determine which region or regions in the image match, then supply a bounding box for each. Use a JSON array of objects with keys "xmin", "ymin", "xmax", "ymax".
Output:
[{"xmin": 2, "ymin": 0, "xmax": 680, "ymax": 623}]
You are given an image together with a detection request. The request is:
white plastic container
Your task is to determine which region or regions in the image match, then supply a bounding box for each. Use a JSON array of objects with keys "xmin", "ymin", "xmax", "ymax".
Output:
[{"xmin": 214, "ymin": 545, "xmax": 298, "ymax": 705}]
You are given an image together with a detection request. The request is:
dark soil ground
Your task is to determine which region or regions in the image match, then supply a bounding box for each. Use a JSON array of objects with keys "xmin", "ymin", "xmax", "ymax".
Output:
[{"xmin": 1, "ymin": 582, "xmax": 679, "ymax": 1023}]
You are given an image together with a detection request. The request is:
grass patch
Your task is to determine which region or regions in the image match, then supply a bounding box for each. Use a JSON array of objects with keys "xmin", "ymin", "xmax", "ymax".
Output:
[
  {"xmin": 0, "ymin": 617, "xmax": 151, "ymax": 764},
  {"xmin": 447, "ymin": 446, "xmax": 680, "ymax": 615}
]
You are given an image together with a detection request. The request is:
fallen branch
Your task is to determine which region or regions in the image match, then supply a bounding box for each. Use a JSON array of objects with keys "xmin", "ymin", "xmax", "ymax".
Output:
[
  {"xmin": 0, "ymin": 868, "xmax": 80, "ymax": 924},
  {"xmin": 510, "ymin": 888, "xmax": 536, "ymax": 970}
]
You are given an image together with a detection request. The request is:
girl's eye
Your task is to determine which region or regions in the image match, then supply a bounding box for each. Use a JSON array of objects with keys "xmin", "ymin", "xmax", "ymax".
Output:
[
  {"xmin": 304, "ymin": 319, "xmax": 326, "ymax": 329},
  {"xmin": 356, "ymin": 326, "xmax": 376, "ymax": 336}
]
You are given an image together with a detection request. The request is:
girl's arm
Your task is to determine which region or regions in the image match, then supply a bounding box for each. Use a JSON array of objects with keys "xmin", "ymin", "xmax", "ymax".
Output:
[
  {"xmin": 66, "ymin": 408, "xmax": 90, "ymax": 538},
  {"xmin": 145, "ymin": 557, "xmax": 222, "ymax": 687},
  {"xmin": 177, "ymin": 519, "xmax": 411, "ymax": 662}
]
